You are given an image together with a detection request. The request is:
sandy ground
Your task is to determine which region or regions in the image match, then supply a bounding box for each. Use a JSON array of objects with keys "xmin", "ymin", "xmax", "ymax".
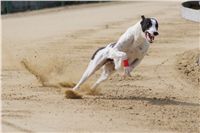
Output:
[{"xmin": 2, "ymin": 2, "xmax": 200, "ymax": 133}]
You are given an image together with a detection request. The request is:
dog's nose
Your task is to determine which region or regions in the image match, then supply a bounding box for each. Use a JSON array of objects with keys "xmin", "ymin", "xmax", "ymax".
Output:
[{"xmin": 153, "ymin": 32, "xmax": 159, "ymax": 36}]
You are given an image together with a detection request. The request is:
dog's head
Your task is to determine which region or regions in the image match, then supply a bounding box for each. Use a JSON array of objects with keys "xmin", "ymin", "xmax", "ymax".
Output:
[{"xmin": 140, "ymin": 15, "xmax": 159, "ymax": 43}]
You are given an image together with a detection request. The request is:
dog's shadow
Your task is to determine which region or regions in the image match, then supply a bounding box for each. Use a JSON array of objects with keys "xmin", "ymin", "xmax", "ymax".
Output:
[{"xmin": 96, "ymin": 95, "xmax": 200, "ymax": 107}]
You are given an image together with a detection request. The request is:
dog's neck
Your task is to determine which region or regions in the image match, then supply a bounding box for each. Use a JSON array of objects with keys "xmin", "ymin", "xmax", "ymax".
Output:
[{"xmin": 132, "ymin": 21, "xmax": 148, "ymax": 45}]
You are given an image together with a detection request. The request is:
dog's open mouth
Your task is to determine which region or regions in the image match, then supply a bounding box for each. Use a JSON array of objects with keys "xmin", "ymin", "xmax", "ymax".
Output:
[{"xmin": 145, "ymin": 32, "xmax": 154, "ymax": 43}]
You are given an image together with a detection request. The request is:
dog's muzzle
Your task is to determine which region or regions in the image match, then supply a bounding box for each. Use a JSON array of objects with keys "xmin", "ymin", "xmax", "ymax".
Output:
[
  {"xmin": 145, "ymin": 31, "xmax": 158, "ymax": 43},
  {"xmin": 145, "ymin": 32, "xmax": 154, "ymax": 43}
]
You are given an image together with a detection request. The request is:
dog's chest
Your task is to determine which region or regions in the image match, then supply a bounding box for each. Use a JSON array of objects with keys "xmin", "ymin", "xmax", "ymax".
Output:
[{"xmin": 127, "ymin": 42, "xmax": 149, "ymax": 59}]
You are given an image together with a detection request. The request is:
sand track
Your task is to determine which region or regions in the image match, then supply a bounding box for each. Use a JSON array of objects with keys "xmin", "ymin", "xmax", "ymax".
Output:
[{"xmin": 2, "ymin": 2, "xmax": 200, "ymax": 133}]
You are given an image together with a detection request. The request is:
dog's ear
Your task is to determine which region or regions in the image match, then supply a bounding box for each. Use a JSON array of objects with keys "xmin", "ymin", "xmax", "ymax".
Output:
[{"xmin": 141, "ymin": 15, "xmax": 145, "ymax": 20}]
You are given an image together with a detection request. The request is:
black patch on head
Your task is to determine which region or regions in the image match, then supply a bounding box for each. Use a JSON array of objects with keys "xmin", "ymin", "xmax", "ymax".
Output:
[
  {"xmin": 91, "ymin": 47, "xmax": 105, "ymax": 60},
  {"xmin": 140, "ymin": 16, "xmax": 152, "ymax": 32}
]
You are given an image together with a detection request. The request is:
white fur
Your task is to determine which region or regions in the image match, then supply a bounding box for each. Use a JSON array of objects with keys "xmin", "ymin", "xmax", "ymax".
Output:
[{"xmin": 73, "ymin": 18, "xmax": 158, "ymax": 90}]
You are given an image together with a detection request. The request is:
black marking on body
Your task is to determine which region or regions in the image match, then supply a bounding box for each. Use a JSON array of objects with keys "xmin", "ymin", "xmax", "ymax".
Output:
[
  {"xmin": 110, "ymin": 42, "xmax": 116, "ymax": 48},
  {"xmin": 91, "ymin": 47, "xmax": 105, "ymax": 60}
]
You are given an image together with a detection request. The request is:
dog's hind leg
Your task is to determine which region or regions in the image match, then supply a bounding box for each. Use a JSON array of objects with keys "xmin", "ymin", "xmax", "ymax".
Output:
[
  {"xmin": 73, "ymin": 62, "xmax": 98, "ymax": 90},
  {"xmin": 92, "ymin": 60, "xmax": 115, "ymax": 89},
  {"xmin": 73, "ymin": 55, "xmax": 107, "ymax": 91}
]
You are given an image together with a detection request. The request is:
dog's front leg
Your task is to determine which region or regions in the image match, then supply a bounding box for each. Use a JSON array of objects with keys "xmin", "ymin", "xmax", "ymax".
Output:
[
  {"xmin": 108, "ymin": 48, "xmax": 132, "ymax": 77},
  {"xmin": 122, "ymin": 60, "xmax": 140, "ymax": 78},
  {"xmin": 128, "ymin": 58, "xmax": 142, "ymax": 73}
]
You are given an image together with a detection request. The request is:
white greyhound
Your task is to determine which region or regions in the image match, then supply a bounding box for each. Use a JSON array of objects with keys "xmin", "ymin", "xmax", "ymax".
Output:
[{"xmin": 73, "ymin": 15, "xmax": 159, "ymax": 91}]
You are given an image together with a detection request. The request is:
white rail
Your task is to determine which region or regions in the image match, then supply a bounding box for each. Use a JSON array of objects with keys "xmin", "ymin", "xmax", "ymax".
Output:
[{"xmin": 181, "ymin": 1, "xmax": 200, "ymax": 22}]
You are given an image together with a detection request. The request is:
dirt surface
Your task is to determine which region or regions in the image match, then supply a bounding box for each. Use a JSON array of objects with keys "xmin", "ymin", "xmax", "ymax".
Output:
[
  {"xmin": 2, "ymin": 2, "xmax": 200, "ymax": 133},
  {"xmin": 176, "ymin": 49, "xmax": 200, "ymax": 86}
]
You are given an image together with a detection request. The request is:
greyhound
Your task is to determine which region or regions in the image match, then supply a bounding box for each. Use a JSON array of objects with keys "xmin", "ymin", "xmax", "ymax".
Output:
[{"xmin": 73, "ymin": 15, "xmax": 159, "ymax": 90}]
